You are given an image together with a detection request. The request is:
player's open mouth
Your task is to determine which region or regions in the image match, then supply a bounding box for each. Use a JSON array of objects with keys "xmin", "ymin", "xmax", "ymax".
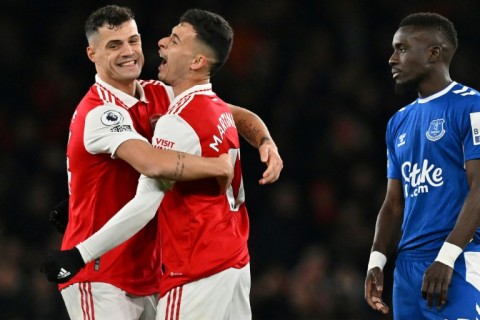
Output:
[{"xmin": 159, "ymin": 54, "xmax": 167, "ymax": 69}]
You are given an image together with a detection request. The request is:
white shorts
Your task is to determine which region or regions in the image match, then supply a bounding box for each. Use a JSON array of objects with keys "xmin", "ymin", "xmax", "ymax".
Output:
[
  {"xmin": 157, "ymin": 263, "xmax": 251, "ymax": 320},
  {"xmin": 61, "ymin": 282, "xmax": 158, "ymax": 320}
]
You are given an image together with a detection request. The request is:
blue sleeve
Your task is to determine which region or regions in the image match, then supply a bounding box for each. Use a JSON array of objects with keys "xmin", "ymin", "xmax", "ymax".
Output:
[
  {"xmin": 462, "ymin": 97, "xmax": 480, "ymax": 161},
  {"xmin": 386, "ymin": 117, "xmax": 402, "ymax": 180}
]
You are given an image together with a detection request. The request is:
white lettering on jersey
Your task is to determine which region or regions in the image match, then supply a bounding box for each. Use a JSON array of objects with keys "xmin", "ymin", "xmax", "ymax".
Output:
[
  {"xmin": 401, "ymin": 159, "xmax": 443, "ymax": 197},
  {"xmin": 470, "ymin": 112, "xmax": 480, "ymax": 145},
  {"xmin": 225, "ymin": 148, "xmax": 244, "ymax": 211},
  {"xmin": 209, "ymin": 112, "xmax": 236, "ymax": 152}
]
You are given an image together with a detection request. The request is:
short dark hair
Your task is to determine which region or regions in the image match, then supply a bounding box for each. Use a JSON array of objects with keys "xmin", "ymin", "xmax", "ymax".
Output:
[
  {"xmin": 85, "ymin": 5, "xmax": 135, "ymax": 41},
  {"xmin": 180, "ymin": 9, "xmax": 233, "ymax": 76},
  {"xmin": 399, "ymin": 12, "xmax": 458, "ymax": 50}
]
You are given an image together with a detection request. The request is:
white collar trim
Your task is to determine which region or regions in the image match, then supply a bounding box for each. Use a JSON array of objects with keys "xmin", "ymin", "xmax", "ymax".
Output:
[{"xmin": 95, "ymin": 75, "xmax": 148, "ymax": 108}]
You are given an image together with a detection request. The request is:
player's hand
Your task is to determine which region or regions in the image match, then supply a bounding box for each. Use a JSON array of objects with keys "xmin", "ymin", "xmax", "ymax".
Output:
[
  {"xmin": 216, "ymin": 153, "xmax": 234, "ymax": 193},
  {"xmin": 49, "ymin": 198, "xmax": 69, "ymax": 234},
  {"xmin": 421, "ymin": 261, "xmax": 453, "ymax": 309},
  {"xmin": 258, "ymin": 140, "xmax": 283, "ymax": 185},
  {"xmin": 365, "ymin": 267, "xmax": 390, "ymax": 314},
  {"xmin": 40, "ymin": 248, "xmax": 85, "ymax": 283}
]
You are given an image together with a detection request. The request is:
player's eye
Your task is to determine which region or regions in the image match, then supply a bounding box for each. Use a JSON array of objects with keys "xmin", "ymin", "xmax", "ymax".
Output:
[{"xmin": 108, "ymin": 42, "xmax": 121, "ymax": 49}]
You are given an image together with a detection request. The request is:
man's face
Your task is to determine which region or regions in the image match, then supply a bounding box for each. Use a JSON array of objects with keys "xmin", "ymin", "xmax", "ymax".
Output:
[
  {"xmin": 389, "ymin": 26, "xmax": 432, "ymax": 94},
  {"xmin": 157, "ymin": 22, "xmax": 199, "ymax": 86},
  {"xmin": 87, "ymin": 19, "xmax": 144, "ymax": 87}
]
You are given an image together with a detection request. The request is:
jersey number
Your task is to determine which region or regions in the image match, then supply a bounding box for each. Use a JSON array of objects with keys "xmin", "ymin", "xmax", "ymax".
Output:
[{"xmin": 226, "ymin": 148, "xmax": 244, "ymax": 211}]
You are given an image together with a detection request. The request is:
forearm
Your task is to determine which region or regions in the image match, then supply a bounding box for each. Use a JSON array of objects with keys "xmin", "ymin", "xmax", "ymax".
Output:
[
  {"xmin": 154, "ymin": 149, "xmax": 229, "ymax": 181},
  {"xmin": 229, "ymin": 104, "xmax": 273, "ymax": 148},
  {"xmin": 371, "ymin": 204, "xmax": 403, "ymax": 256},
  {"xmin": 446, "ymin": 160, "xmax": 480, "ymax": 248},
  {"xmin": 115, "ymin": 139, "xmax": 229, "ymax": 180},
  {"xmin": 445, "ymin": 188, "xmax": 480, "ymax": 248},
  {"xmin": 371, "ymin": 179, "xmax": 404, "ymax": 256}
]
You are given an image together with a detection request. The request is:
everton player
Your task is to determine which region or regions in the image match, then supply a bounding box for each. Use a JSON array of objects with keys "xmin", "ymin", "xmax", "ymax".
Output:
[{"xmin": 365, "ymin": 12, "xmax": 480, "ymax": 319}]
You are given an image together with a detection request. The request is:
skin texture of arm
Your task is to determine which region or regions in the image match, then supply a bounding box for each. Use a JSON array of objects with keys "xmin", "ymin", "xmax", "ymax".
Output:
[
  {"xmin": 115, "ymin": 139, "xmax": 233, "ymax": 191},
  {"xmin": 228, "ymin": 104, "xmax": 283, "ymax": 184},
  {"xmin": 365, "ymin": 178, "xmax": 404, "ymax": 315},
  {"xmin": 421, "ymin": 159, "xmax": 480, "ymax": 309}
]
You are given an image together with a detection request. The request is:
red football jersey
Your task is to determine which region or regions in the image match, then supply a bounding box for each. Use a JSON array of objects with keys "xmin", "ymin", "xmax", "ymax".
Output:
[
  {"xmin": 60, "ymin": 76, "xmax": 172, "ymax": 295},
  {"xmin": 152, "ymin": 83, "xmax": 250, "ymax": 297}
]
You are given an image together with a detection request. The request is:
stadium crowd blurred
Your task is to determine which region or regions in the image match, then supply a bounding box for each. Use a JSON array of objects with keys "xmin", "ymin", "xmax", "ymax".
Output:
[{"xmin": 2, "ymin": 0, "xmax": 480, "ymax": 319}]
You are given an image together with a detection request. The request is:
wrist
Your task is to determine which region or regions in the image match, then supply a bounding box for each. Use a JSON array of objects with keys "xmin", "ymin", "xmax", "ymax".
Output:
[
  {"xmin": 367, "ymin": 251, "xmax": 387, "ymax": 271},
  {"xmin": 435, "ymin": 242, "xmax": 462, "ymax": 268},
  {"xmin": 258, "ymin": 136, "xmax": 272, "ymax": 148},
  {"xmin": 70, "ymin": 247, "xmax": 86, "ymax": 268},
  {"xmin": 75, "ymin": 245, "xmax": 89, "ymax": 265}
]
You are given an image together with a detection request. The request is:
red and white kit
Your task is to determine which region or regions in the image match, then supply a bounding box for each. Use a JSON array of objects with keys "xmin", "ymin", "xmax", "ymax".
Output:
[
  {"xmin": 154, "ymin": 83, "xmax": 251, "ymax": 319},
  {"xmin": 154, "ymin": 83, "xmax": 249, "ymax": 293},
  {"xmin": 62, "ymin": 75, "xmax": 172, "ymax": 295},
  {"xmin": 71, "ymin": 82, "xmax": 251, "ymax": 319}
]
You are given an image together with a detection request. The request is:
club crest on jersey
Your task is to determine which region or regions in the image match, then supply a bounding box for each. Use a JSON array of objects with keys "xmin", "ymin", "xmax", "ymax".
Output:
[
  {"xmin": 149, "ymin": 114, "xmax": 163, "ymax": 130},
  {"xmin": 425, "ymin": 119, "xmax": 446, "ymax": 142},
  {"xmin": 101, "ymin": 110, "xmax": 124, "ymax": 126}
]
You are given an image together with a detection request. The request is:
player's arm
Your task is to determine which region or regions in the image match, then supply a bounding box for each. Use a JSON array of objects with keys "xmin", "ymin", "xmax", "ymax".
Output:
[
  {"xmin": 115, "ymin": 139, "xmax": 232, "ymax": 188},
  {"xmin": 45, "ymin": 145, "xmax": 230, "ymax": 236},
  {"xmin": 41, "ymin": 150, "xmax": 231, "ymax": 283},
  {"xmin": 421, "ymin": 158, "xmax": 480, "ymax": 309},
  {"xmin": 228, "ymin": 104, "xmax": 283, "ymax": 184},
  {"xmin": 41, "ymin": 176, "xmax": 166, "ymax": 283},
  {"xmin": 365, "ymin": 178, "xmax": 404, "ymax": 315},
  {"xmin": 85, "ymin": 104, "xmax": 233, "ymax": 187}
]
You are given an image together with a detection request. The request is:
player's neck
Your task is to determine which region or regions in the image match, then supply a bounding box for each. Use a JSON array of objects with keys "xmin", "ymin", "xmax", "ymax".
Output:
[
  {"xmin": 172, "ymin": 77, "xmax": 210, "ymax": 97},
  {"xmin": 418, "ymin": 78, "xmax": 453, "ymax": 99},
  {"xmin": 100, "ymin": 76, "xmax": 137, "ymax": 97}
]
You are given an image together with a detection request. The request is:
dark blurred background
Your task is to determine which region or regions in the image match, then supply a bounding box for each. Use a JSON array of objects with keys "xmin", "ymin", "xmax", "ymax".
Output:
[{"xmin": 2, "ymin": 0, "xmax": 480, "ymax": 319}]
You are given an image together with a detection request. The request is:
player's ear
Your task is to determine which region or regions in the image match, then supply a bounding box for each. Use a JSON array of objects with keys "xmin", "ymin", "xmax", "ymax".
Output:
[
  {"xmin": 191, "ymin": 54, "xmax": 208, "ymax": 70},
  {"xmin": 87, "ymin": 46, "xmax": 96, "ymax": 63},
  {"xmin": 428, "ymin": 46, "xmax": 441, "ymax": 63}
]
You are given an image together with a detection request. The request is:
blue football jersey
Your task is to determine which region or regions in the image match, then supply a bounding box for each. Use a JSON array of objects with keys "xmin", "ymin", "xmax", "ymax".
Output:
[{"xmin": 386, "ymin": 82, "xmax": 480, "ymax": 252}]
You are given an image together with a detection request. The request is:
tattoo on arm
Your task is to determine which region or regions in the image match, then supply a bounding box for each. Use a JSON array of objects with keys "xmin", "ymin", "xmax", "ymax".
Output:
[
  {"xmin": 237, "ymin": 119, "xmax": 262, "ymax": 147},
  {"xmin": 175, "ymin": 152, "xmax": 185, "ymax": 178}
]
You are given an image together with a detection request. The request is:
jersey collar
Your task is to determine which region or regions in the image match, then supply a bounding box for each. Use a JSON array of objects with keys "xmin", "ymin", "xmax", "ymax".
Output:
[
  {"xmin": 95, "ymin": 75, "xmax": 148, "ymax": 109},
  {"xmin": 171, "ymin": 83, "xmax": 213, "ymax": 105},
  {"xmin": 418, "ymin": 81, "xmax": 457, "ymax": 104}
]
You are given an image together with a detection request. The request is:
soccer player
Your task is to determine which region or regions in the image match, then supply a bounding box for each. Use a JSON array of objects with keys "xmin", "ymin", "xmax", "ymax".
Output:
[
  {"xmin": 365, "ymin": 12, "xmax": 480, "ymax": 319},
  {"xmin": 154, "ymin": 10, "xmax": 252, "ymax": 318},
  {"xmin": 40, "ymin": 5, "xmax": 282, "ymax": 320}
]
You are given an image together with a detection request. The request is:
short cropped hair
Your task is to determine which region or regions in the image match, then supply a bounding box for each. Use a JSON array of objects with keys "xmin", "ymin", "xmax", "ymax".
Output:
[
  {"xmin": 399, "ymin": 12, "xmax": 458, "ymax": 50},
  {"xmin": 180, "ymin": 9, "xmax": 233, "ymax": 76},
  {"xmin": 85, "ymin": 5, "xmax": 135, "ymax": 41}
]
